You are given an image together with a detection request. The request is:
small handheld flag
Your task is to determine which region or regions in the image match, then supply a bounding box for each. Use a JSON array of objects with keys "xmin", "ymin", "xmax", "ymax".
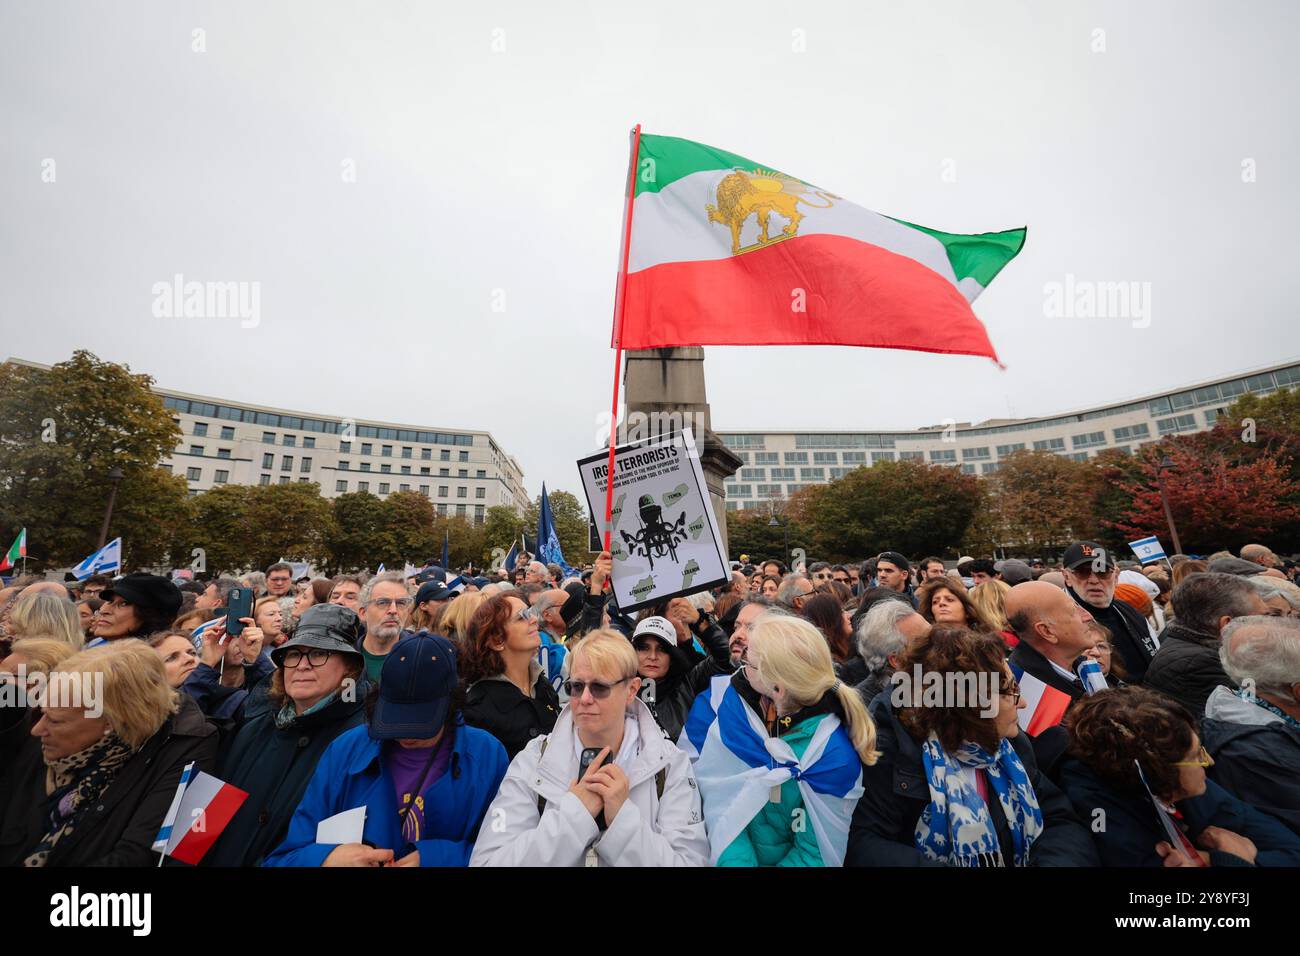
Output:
[
  {"xmin": 1128, "ymin": 536, "xmax": 1168, "ymax": 565},
  {"xmin": 69, "ymin": 537, "xmax": 121, "ymax": 581},
  {"xmin": 0, "ymin": 528, "xmax": 26, "ymax": 573},
  {"xmin": 152, "ymin": 767, "xmax": 248, "ymax": 865}
]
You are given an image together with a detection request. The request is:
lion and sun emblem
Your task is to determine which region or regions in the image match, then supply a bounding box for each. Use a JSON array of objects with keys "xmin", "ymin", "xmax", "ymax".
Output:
[{"xmin": 705, "ymin": 168, "xmax": 839, "ymax": 255}]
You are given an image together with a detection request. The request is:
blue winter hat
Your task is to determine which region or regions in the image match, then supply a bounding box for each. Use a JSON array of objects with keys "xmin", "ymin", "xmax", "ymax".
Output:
[{"xmin": 368, "ymin": 631, "xmax": 459, "ymax": 739}]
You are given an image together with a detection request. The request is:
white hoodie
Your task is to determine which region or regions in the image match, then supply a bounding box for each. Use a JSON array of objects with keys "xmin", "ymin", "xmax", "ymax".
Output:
[{"xmin": 469, "ymin": 696, "xmax": 709, "ymax": 867}]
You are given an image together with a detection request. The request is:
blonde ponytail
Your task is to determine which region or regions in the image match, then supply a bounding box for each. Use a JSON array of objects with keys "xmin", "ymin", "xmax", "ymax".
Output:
[{"xmin": 749, "ymin": 614, "xmax": 880, "ymax": 765}]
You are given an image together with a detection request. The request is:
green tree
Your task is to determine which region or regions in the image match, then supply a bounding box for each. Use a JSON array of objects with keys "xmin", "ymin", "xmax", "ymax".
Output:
[
  {"xmin": 964, "ymin": 451, "xmax": 1099, "ymax": 556},
  {"xmin": 189, "ymin": 486, "xmax": 255, "ymax": 574},
  {"xmin": 724, "ymin": 508, "xmax": 814, "ymax": 565},
  {"xmin": 384, "ymin": 491, "xmax": 438, "ymax": 568},
  {"xmin": 0, "ymin": 351, "xmax": 188, "ymax": 570},
  {"xmin": 432, "ymin": 516, "xmax": 487, "ymax": 572},
  {"xmin": 329, "ymin": 492, "xmax": 392, "ymax": 573},
  {"xmin": 523, "ymin": 489, "xmax": 590, "ymax": 564},
  {"xmin": 190, "ymin": 483, "xmax": 335, "ymax": 573},
  {"xmin": 804, "ymin": 459, "xmax": 981, "ymax": 560},
  {"xmin": 482, "ymin": 505, "xmax": 525, "ymax": 566}
]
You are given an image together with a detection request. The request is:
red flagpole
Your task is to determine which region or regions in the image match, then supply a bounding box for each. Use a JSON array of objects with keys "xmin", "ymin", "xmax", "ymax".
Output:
[{"xmin": 604, "ymin": 123, "xmax": 642, "ymax": 552}]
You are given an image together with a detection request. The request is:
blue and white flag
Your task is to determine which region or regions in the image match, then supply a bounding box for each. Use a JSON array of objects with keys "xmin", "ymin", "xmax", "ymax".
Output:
[
  {"xmin": 502, "ymin": 540, "xmax": 519, "ymax": 574},
  {"xmin": 188, "ymin": 615, "xmax": 225, "ymax": 652},
  {"xmin": 70, "ymin": 537, "xmax": 122, "ymax": 581},
  {"xmin": 1128, "ymin": 536, "xmax": 1167, "ymax": 564},
  {"xmin": 152, "ymin": 761, "xmax": 197, "ymax": 856},
  {"xmin": 682, "ymin": 677, "xmax": 864, "ymax": 867},
  {"xmin": 536, "ymin": 484, "xmax": 575, "ymax": 577},
  {"xmin": 376, "ymin": 563, "xmax": 385, "ymax": 574}
]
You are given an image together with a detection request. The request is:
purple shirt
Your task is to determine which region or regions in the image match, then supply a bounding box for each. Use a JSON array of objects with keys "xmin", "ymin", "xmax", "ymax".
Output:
[{"xmin": 386, "ymin": 730, "xmax": 454, "ymax": 844}]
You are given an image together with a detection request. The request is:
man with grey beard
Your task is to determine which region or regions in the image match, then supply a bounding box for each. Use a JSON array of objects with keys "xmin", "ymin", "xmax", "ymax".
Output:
[{"xmin": 358, "ymin": 571, "xmax": 414, "ymax": 683}]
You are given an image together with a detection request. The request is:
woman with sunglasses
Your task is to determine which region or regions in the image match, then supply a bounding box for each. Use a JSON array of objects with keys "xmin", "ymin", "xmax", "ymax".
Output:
[
  {"xmin": 203, "ymin": 604, "xmax": 369, "ymax": 866},
  {"xmin": 461, "ymin": 594, "xmax": 559, "ymax": 759},
  {"xmin": 1058, "ymin": 686, "xmax": 1300, "ymax": 866},
  {"xmin": 471, "ymin": 629, "xmax": 708, "ymax": 867},
  {"xmin": 847, "ymin": 625, "xmax": 1096, "ymax": 867}
]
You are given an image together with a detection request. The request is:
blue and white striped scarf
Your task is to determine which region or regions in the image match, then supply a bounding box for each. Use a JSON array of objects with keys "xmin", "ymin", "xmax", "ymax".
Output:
[{"xmin": 914, "ymin": 734, "xmax": 1042, "ymax": 867}]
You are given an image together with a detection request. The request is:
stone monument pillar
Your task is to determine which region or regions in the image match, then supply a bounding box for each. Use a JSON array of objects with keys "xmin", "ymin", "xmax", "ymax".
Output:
[{"xmin": 622, "ymin": 347, "xmax": 743, "ymax": 554}]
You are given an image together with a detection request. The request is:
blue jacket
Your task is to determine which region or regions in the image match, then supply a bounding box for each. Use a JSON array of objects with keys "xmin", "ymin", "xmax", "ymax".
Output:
[
  {"xmin": 183, "ymin": 654, "xmax": 275, "ymax": 724},
  {"xmin": 1059, "ymin": 757, "xmax": 1300, "ymax": 867},
  {"xmin": 264, "ymin": 717, "xmax": 508, "ymax": 867}
]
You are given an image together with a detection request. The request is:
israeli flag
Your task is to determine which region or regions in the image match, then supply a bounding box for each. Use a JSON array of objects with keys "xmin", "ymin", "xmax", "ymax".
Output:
[
  {"xmin": 1129, "ymin": 536, "xmax": 1167, "ymax": 564},
  {"xmin": 70, "ymin": 537, "xmax": 122, "ymax": 581},
  {"xmin": 684, "ymin": 678, "xmax": 864, "ymax": 867}
]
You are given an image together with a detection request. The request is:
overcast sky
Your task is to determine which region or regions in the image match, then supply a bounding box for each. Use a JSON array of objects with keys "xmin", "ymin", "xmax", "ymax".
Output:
[{"xmin": 3, "ymin": 1, "xmax": 1296, "ymax": 503}]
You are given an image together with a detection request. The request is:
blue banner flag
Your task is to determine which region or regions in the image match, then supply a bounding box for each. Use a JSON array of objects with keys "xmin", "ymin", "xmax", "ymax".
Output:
[{"xmin": 536, "ymin": 484, "xmax": 575, "ymax": 577}]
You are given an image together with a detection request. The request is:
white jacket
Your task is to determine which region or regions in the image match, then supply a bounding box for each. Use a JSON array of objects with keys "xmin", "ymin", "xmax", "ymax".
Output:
[{"xmin": 469, "ymin": 697, "xmax": 709, "ymax": 867}]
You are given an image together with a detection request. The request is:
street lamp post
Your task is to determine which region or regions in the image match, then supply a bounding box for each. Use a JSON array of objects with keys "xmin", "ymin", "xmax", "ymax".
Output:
[
  {"xmin": 1155, "ymin": 456, "xmax": 1183, "ymax": 556},
  {"xmin": 768, "ymin": 512, "xmax": 788, "ymax": 560},
  {"xmin": 97, "ymin": 466, "xmax": 124, "ymax": 550}
]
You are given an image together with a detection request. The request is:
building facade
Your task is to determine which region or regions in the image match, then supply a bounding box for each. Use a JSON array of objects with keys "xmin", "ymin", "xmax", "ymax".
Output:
[
  {"xmin": 719, "ymin": 361, "xmax": 1300, "ymax": 512},
  {"xmin": 5, "ymin": 359, "xmax": 530, "ymax": 521}
]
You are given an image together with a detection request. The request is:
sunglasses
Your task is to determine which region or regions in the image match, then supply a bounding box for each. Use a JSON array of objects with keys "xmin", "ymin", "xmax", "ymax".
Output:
[
  {"xmin": 513, "ymin": 607, "xmax": 540, "ymax": 623},
  {"xmin": 563, "ymin": 677, "xmax": 629, "ymax": 699}
]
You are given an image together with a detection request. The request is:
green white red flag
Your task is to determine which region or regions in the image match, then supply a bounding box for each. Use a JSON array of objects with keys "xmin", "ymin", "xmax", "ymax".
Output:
[
  {"xmin": 615, "ymin": 133, "xmax": 1025, "ymax": 363},
  {"xmin": 0, "ymin": 528, "xmax": 27, "ymax": 572}
]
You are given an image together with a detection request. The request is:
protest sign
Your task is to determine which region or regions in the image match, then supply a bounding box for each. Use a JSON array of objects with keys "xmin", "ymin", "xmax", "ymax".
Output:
[{"xmin": 577, "ymin": 427, "xmax": 727, "ymax": 613}]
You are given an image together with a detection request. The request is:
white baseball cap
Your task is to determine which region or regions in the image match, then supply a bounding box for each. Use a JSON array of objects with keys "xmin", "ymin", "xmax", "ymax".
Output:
[{"xmin": 633, "ymin": 616, "xmax": 677, "ymax": 648}]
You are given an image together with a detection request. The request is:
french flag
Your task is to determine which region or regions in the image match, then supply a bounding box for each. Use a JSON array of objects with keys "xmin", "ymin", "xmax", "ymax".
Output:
[
  {"xmin": 1010, "ymin": 667, "xmax": 1073, "ymax": 736},
  {"xmin": 152, "ymin": 762, "xmax": 248, "ymax": 865}
]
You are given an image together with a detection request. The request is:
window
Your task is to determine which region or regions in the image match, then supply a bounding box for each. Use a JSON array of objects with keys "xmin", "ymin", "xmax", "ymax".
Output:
[
  {"xmin": 476, "ymin": 469, "xmax": 486, "ymax": 479},
  {"xmin": 754, "ymin": 452, "xmax": 779, "ymax": 465},
  {"xmin": 458, "ymin": 451, "xmax": 469, "ymax": 462},
  {"xmin": 263, "ymin": 432, "xmax": 276, "ymax": 444},
  {"xmin": 1033, "ymin": 438, "xmax": 1066, "ymax": 452},
  {"xmin": 475, "ymin": 505, "xmax": 485, "ymax": 524},
  {"xmin": 1156, "ymin": 414, "xmax": 1197, "ymax": 435},
  {"xmin": 262, "ymin": 452, "xmax": 274, "ymax": 469},
  {"xmin": 359, "ymin": 481, "xmax": 370, "ymax": 492},
  {"xmin": 475, "ymin": 488, "xmax": 485, "ymax": 499},
  {"xmin": 440, "ymin": 449, "xmax": 450, "ymax": 461},
  {"xmin": 186, "ymin": 467, "xmax": 202, "ymax": 481},
  {"xmin": 733, "ymin": 452, "xmax": 750, "ymax": 465},
  {"xmin": 336, "ymin": 480, "xmax": 347, "ymax": 492},
  {"xmin": 283, "ymin": 435, "xmax": 296, "ymax": 447},
  {"xmin": 381, "ymin": 445, "xmax": 392, "ymax": 457},
  {"xmin": 813, "ymin": 452, "xmax": 838, "ymax": 464},
  {"xmin": 359, "ymin": 442, "xmax": 372, "ymax": 455},
  {"xmin": 303, "ymin": 437, "xmax": 315, "ymax": 448},
  {"xmin": 421, "ymin": 448, "xmax": 432, "ymax": 460},
  {"xmin": 456, "ymin": 504, "xmax": 467, "ymax": 517},
  {"xmin": 299, "ymin": 477, "xmax": 310, "ymax": 484},
  {"xmin": 1112, "ymin": 424, "xmax": 1150, "ymax": 443},
  {"xmin": 438, "ymin": 486, "xmax": 449, "ymax": 497},
  {"xmin": 420, "ymin": 467, "xmax": 430, "ymax": 476},
  {"xmin": 279, "ymin": 476, "xmax": 291, "ymax": 485},
  {"xmin": 726, "ymin": 484, "xmax": 753, "ymax": 497},
  {"xmin": 401, "ymin": 465, "xmax": 411, "ymax": 475},
  {"xmin": 220, "ymin": 426, "xmax": 234, "ymax": 440},
  {"xmin": 961, "ymin": 447, "xmax": 991, "ymax": 460},
  {"xmin": 872, "ymin": 452, "xmax": 895, "ymax": 463},
  {"xmin": 740, "ymin": 468, "xmax": 766, "ymax": 480},
  {"xmin": 829, "ymin": 468, "xmax": 854, "ymax": 479},
  {"xmin": 1203, "ymin": 408, "xmax": 1222, "ymax": 425},
  {"xmin": 996, "ymin": 443, "xmax": 1025, "ymax": 456},
  {"xmin": 769, "ymin": 467, "xmax": 795, "ymax": 480},
  {"xmin": 340, "ymin": 441, "xmax": 352, "ymax": 453},
  {"xmin": 160, "ymin": 463, "xmax": 172, "ymax": 474},
  {"xmin": 726, "ymin": 501, "xmax": 738, "ymax": 511},
  {"xmin": 259, "ymin": 474, "xmax": 270, "ymax": 486},
  {"xmin": 339, "ymin": 460, "xmax": 350, "ymax": 471},
  {"xmin": 756, "ymin": 484, "xmax": 783, "ymax": 497},
  {"xmin": 842, "ymin": 452, "xmax": 866, "ymax": 464},
  {"xmin": 1068, "ymin": 452, "xmax": 1090, "ymax": 462},
  {"xmin": 457, "ymin": 469, "xmax": 468, "ymax": 478},
  {"xmin": 930, "ymin": 450, "xmax": 956, "ymax": 462},
  {"xmin": 799, "ymin": 467, "xmax": 825, "ymax": 480},
  {"xmin": 376, "ymin": 482, "xmax": 389, "ymax": 494},
  {"xmin": 456, "ymin": 487, "xmax": 467, "ymax": 498},
  {"xmin": 439, "ymin": 468, "xmax": 449, "ymax": 477},
  {"xmin": 437, "ymin": 503, "xmax": 447, "ymax": 516},
  {"xmin": 217, "ymin": 448, "xmax": 231, "ymax": 459},
  {"xmin": 1071, "ymin": 431, "xmax": 1106, "ymax": 449},
  {"xmin": 400, "ymin": 483, "xmax": 410, "ymax": 492},
  {"xmin": 282, "ymin": 456, "xmax": 293, "ymax": 471},
  {"xmin": 981, "ymin": 463, "xmax": 1000, "ymax": 474},
  {"xmin": 1147, "ymin": 397, "xmax": 1172, "ymax": 416},
  {"xmin": 419, "ymin": 485, "xmax": 429, "ymax": 496},
  {"xmin": 190, "ymin": 445, "xmax": 204, "ymax": 456},
  {"xmin": 1113, "ymin": 445, "xmax": 1130, "ymax": 455},
  {"xmin": 301, "ymin": 457, "xmax": 312, "ymax": 472},
  {"xmin": 899, "ymin": 451, "xmax": 924, "ymax": 460},
  {"xmin": 783, "ymin": 452, "xmax": 808, "ymax": 465},
  {"xmin": 381, "ymin": 464, "xmax": 391, "ymax": 474},
  {"xmin": 961, "ymin": 464, "xmax": 976, "ymax": 475},
  {"xmin": 193, "ymin": 422, "xmax": 208, "ymax": 437},
  {"xmin": 360, "ymin": 462, "xmax": 371, "ymax": 472},
  {"xmin": 402, "ymin": 447, "xmax": 412, "ymax": 459}
]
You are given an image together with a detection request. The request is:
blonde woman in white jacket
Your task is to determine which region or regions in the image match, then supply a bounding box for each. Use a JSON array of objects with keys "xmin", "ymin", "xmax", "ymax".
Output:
[{"xmin": 470, "ymin": 629, "xmax": 709, "ymax": 867}]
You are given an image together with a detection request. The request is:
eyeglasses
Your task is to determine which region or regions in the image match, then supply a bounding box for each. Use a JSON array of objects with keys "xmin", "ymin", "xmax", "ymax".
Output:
[
  {"xmin": 370, "ymin": 597, "xmax": 414, "ymax": 610},
  {"xmin": 812, "ymin": 572, "xmax": 832, "ymax": 581},
  {"xmin": 283, "ymin": 648, "xmax": 334, "ymax": 668},
  {"xmin": 1000, "ymin": 679, "xmax": 1021, "ymax": 706},
  {"xmin": 513, "ymin": 607, "xmax": 539, "ymax": 623},
  {"xmin": 833, "ymin": 576, "xmax": 850, "ymax": 584},
  {"xmin": 1173, "ymin": 745, "xmax": 1214, "ymax": 768},
  {"xmin": 563, "ymin": 677, "xmax": 629, "ymax": 699},
  {"xmin": 1070, "ymin": 567, "xmax": 1115, "ymax": 580}
]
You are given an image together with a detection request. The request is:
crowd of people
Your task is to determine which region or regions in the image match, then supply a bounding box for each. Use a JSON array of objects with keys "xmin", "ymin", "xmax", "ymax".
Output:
[{"xmin": 1, "ymin": 540, "xmax": 1298, "ymax": 868}]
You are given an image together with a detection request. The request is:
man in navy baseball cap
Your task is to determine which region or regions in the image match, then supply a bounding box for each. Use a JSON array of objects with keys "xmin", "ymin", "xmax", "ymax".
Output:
[{"xmin": 370, "ymin": 631, "xmax": 459, "ymax": 740}]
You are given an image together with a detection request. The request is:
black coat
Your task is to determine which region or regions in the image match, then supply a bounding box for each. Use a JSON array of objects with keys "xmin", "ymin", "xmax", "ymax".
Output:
[
  {"xmin": 1143, "ymin": 622, "xmax": 1233, "ymax": 716},
  {"xmin": 0, "ymin": 694, "xmax": 218, "ymax": 867},
  {"xmin": 1068, "ymin": 588, "xmax": 1157, "ymax": 682},
  {"xmin": 463, "ymin": 668, "xmax": 559, "ymax": 760},
  {"xmin": 1203, "ymin": 713, "xmax": 1300, "ymax": 836},
  {"xmin": 1008, "ymin": 640, "xmax": 1088, "ymax": 778},
  {"xmin": 844, "ymin": 693, "xmax": 1098, "ymax": 867},
  {"xmin": 204, "ymin": 687, "xmax": 368, "ymax": 866},
  {"xmin": 639, "ymin": 619, "xmax": 733, "ymax": 742}
]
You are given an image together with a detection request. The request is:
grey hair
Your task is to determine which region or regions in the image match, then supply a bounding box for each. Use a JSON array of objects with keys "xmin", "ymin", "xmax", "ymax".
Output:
[
  {"xmin": 360, "ymin": 570, "xmax": 406, "ymax": 606},
  {"xmin": 1170, "ymin": 572, "xmax": 1261, "ymax": 633},
  {"xmin": 1247, "ymin": 576, "xmax": 1300, "ymax": 611},
  {"xmin": 855, "ymin": 599, "xmax": 915, "ymax": 674},
  {"xmin": 215, "ymin": 576, "xmax": 241, "ymax": 602},
  {"xmin": 242, "ymin": 571, "xmax": 266, "ymax": 594},
  {"xmin": 775, "ymin": 573, "xmax": 809, "ymax": 607},
  {"xmin": 1220, "ymin": 614, "xmax": 1300, "ymax": 697}
]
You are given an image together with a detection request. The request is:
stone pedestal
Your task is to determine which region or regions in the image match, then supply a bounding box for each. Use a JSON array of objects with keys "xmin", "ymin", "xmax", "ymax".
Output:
[{"xmin": 623, "ymin": 347, "xmax": 743, "ymax": 554}]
